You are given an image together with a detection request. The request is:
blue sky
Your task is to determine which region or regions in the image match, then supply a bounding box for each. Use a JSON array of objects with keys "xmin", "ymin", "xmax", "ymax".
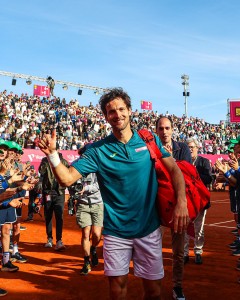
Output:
[{"xmin": 1, "ymin": 0, "xmax": 240, "ymax": 124}]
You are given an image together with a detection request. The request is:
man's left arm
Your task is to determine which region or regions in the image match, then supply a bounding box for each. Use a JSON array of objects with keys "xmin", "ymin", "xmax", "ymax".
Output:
[{"xmin": 161, "ymin": 156, "xmax": 189, "ymax": 233}]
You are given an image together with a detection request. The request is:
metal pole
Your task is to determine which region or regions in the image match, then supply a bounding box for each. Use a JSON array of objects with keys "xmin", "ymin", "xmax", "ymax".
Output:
[
  {"xmin": 184, "ymin": 83, "xmax": 187, "ymax": 117},
  {"xmin": 181, "ymin": 74, "xmax": 189, "ymax": 118}
]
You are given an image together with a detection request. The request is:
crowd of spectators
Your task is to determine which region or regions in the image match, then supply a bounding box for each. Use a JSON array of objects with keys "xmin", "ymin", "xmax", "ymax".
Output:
[{"xmin": 0, "ymin": 89, "xmax": 240, "ymax": 154}]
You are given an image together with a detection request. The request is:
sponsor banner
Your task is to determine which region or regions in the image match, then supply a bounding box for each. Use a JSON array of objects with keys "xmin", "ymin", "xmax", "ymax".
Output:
[
  {"xmin": 141, "ymin": 100, "xmax": 152, "ymax": 110},
  {"xmin": 229, "ymin": 100, "xmax": 240, "ymax": 123},
  {"xmin": 33, "ymin": 85, "xmax": 50, "ymax": 97},
  {"xmin": 199, "ymin": 154, "xmax": 228, "ymax": 165},
  {"xmin": 21, "ymin": 149, "xmax": 79, "ymax": 171},
  {"xmin": 21, "ymin": 150, "xmax": 227, "ymax": 170}
]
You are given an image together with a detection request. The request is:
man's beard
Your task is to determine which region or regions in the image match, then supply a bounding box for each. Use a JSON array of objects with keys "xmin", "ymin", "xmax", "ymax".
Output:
[{"xmin": 113, "ymin": 119, "xmax": 130, "ymax": 132}]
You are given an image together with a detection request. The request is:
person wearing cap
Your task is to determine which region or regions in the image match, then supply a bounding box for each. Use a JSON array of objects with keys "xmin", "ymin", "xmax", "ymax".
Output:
[
  {"xmin": 74, "ymin": 145, "xmax": 103, "ymax": 275},
  {"xmin": 3, "ymin": 141, "xmax": 30, "ymax": 263},
  {"xmin": 0, "ymin": 139, "xmax": 37, "ymax": 271},
  {"xmin": 185, "ymin": 138, "xmax": 212, "ymax": 265}
]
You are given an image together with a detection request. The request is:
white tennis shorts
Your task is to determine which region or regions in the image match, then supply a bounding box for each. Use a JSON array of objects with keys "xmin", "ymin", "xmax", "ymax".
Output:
[{"xmin": 103, "ymin": 227, "xmax": 164, "ymax": 280}]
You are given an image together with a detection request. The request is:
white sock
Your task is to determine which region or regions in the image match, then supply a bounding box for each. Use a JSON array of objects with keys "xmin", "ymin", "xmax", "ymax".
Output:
[
  {"xmin": 13, "ymin": 244, "xmax": 18, "ymax": 255},
  {"xmin": 2, "ymin": 252, "xmax": 10, "ymax": 265}
]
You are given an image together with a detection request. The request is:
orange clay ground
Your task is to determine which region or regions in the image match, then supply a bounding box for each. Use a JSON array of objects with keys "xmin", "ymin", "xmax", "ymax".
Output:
[{"xmin": 0, "ymin": 191, "xmax": 239, "ymax": 300}]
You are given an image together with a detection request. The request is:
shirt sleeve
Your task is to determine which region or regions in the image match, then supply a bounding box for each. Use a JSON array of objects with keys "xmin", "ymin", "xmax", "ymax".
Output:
[{"xmin": 71, "ymin": 147, "xmax": 99, "ymax": 177}]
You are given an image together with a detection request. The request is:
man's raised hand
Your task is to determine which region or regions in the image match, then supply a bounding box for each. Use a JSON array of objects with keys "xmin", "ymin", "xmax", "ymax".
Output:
[{"xmin": 38, "ymin": 129, "xmax": 57, "ymax": 155}]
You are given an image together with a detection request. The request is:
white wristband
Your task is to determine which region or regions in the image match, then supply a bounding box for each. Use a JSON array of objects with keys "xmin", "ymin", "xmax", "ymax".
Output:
[{"xmin": 48, "ymin": 151, "xmax": 61, "ymax": 168}]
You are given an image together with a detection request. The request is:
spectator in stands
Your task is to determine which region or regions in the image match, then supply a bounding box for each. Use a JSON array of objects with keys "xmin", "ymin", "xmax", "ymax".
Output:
[{"xmin": 2, "ymin": 88, "xmax": 240, "ymax": 155}]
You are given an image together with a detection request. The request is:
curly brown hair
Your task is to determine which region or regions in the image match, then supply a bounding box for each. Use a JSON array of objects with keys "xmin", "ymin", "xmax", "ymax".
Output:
[{"xmin": 99, "ymin": 88, "xmax": 132, "ymax": 116}]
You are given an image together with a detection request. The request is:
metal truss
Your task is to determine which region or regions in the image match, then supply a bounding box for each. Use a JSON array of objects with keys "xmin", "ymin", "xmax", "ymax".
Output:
[{"xmin": 0, "ymin": 70, "xmax": 109, "ymax": 93}]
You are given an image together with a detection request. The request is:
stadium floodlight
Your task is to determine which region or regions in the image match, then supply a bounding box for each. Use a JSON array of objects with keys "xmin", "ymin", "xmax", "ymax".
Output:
[
  {"xmin": 26, "ymin": 78, "xmax": 32, "ymax": 85},
  {"xmin": 62, "ymin": 84, "xmax": 68, "ymax": 91},
  {"xmin": 181, "ymin": 74, "xmax": 190, "ymax": 117}
]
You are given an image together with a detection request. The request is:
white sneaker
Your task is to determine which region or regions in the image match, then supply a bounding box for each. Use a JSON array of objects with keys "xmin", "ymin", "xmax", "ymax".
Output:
[
  {"xmin": 44, "ymin": 238, "xmax": 53, "ymax": 248},
  {"xmin": 55, "ymin": 240, "xmax": 66, "ymax": 251}
]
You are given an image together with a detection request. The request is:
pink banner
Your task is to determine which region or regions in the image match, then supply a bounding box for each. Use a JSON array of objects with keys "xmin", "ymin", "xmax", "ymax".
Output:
[
  {"xmin": 200, "ymin": 154, "xmax": 229, "ymax": 165},
  {"xmin": 22, "ymin": 149, "xmax": 79, "ymax": 171},
  {"xmin": 33, "ymin": 85, "xmax": 50, "ymax": 97},
  {"xmin": 21, "ymin": 150, "xmax": 228, "ymax": 171},
  {"xmin": 229, "ymin": 100, "xmax": 240, "ymax": 123},
  {"xmin": 141, "ymin": 100, "xmax": 152, "ymax": 110}
]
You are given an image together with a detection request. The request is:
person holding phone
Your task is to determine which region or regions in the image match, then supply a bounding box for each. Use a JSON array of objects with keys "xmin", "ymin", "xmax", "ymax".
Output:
[{"xmin": 0, "ymin": 139, "xmax": 37, "ymax": 271}]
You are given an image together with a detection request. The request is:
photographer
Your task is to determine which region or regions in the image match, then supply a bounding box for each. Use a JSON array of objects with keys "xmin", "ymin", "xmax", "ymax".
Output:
[
  {"xmin": 25, "ymin": 176, "xmax": 43, "ymax": 221},
  {"xmin": 39, "ymin": 147, "xmax": 69, "ymax": 250},
  {"xmin": 73, "ymin": 145, "xmax": 103, "ymax": 275}
]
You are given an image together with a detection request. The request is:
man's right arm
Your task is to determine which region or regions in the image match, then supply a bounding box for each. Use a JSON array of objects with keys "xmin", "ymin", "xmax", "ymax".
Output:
[
  {"xmin": 38, "ymin": 129, "xmax": 82, "ymax": 187},
  {"xmin": 51, "ymin": 163, "xmax": 82, "ymax": 187}
]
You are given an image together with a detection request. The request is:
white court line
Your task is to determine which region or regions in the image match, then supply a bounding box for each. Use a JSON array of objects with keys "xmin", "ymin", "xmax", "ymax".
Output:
[
  {"xmin": 211, "ymin": 201, "xmax": 229, "ymax": 204},
  {"xmin": 206, "ymin": 197, "xmax": 235, "ymax": 228},
  {"xmin": 211, "ymin": 199, "xmax": 229, "ymax": 203},
  {"xmin": 205, "ymin": 219, "xmax": 235, "ymax": 228},
  {"xmin": 205, "ymin": 225, "xmax": 235, "ymax": 229},
  {"xmin": 206, "ymin": 220, "xmax": 234, "ymax": 226}
]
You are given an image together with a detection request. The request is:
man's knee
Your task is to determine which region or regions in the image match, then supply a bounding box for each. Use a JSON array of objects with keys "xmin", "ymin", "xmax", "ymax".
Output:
[
  {"xmin": 108, "ymin": 275, "xmax": 128, "ymax": 300},
  {"xmin": 142, "ymin": 279, "xmax": 162, "ymax": 300},
  {"xmin": 1, "ymin": 224, "xmax": 11, "ymax": 236},
  {"xmin": 91, "ymin": 230, "xmax": 102, "ymax": 242}
]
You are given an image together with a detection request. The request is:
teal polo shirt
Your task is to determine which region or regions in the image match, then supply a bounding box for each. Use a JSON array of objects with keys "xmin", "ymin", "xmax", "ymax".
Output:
[{"xmin": 72, "ymin": 130, "xmax": 170, "ymax": 239}]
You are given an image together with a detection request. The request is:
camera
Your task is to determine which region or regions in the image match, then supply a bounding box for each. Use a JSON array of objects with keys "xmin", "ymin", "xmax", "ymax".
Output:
[
  {"xmin": 67, "ymin": 181, "xmax": 83, "ymax": 216},
  {"xmin": 32, "ymin": 196, "xmax": 43, "ymax": 217},
  {"xmin": 32, "ymin": 203, "xmax": 40, "ymax": 214},
  {"xmin": 73, "ymin": 182, "xmax": 83, "ymax": 193}
]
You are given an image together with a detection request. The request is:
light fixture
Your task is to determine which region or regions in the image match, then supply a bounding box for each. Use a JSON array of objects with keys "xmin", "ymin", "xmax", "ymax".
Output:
[
  {"xmin": 12, "ymin": 78, "xmax": 16, "ymax": 85},
  {"xmin": 62, "ymin": 84, "xmax": 68, "ymax": 90},
  {"xmin": 181, "ymin": 74, "xmax": 190, "ymax": 117},
  {"xmin": 26, "ymin": 78, "xmax": 32, "ymax": 85},
  {"xmin": 78, "ymin": 89, "xmax": 82, "ymax": 95}
]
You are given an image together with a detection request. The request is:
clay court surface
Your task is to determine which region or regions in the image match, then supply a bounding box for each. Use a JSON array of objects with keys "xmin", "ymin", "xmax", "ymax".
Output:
[{"xmin": 1, "ymin": 191, "xmax": 239, "ymax": 300}]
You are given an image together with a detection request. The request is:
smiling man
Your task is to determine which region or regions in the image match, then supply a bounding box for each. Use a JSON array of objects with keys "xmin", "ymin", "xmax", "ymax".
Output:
[{"xmin": 38, "ymin": 88, "xmax": 188, "ymax": 300}]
